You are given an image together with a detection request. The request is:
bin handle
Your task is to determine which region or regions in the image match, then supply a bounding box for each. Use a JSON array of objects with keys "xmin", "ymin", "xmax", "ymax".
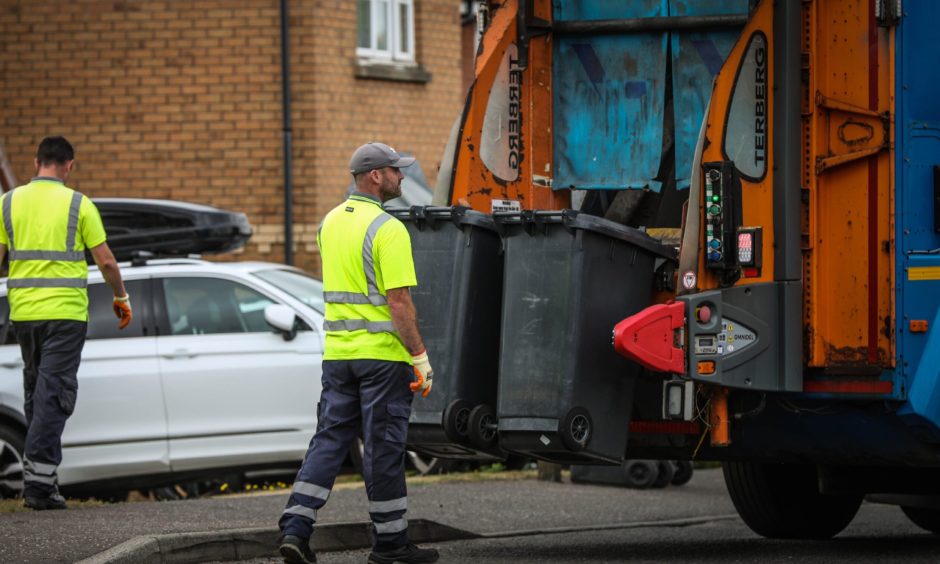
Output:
[{"xmin": 407, "ymin": 205, "xmax": 429, "ymax": 231}]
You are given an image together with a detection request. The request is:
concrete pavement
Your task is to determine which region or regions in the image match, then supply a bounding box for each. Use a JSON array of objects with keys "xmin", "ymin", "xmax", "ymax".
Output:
[{"xmin": 0, "ymin": 468, "xmax": 735, "ymax": 563}]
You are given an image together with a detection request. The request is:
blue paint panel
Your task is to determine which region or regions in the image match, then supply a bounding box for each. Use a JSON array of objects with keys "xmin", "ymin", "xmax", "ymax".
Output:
[
  {"xmin": 671, "ymin": 31, "xmax": 740, "ymax": 189},
  {"xmin": 896, "ymin": 0, "xmax": 940, "ymax": 438},
  {"xmin": 670, "ymin": 0, "xmax": 748, "ymax": 190},
  {"xmin": 554, "ymin": 34, "xmax": 668, "ymax": 191},
  {"xmin": 553, "ymin": 1, "xmax": 668, "ymax": 191},
  {"xmin": 552, "ymin": 0, "xmax": 747, "ymax": 192},
  {"xmin": 669, "ymin": 0, "xmax": 750, "ymax": 17},
  {"xmin": 553, "ymin": 0, "xmax": 664, "ymax": 21}
]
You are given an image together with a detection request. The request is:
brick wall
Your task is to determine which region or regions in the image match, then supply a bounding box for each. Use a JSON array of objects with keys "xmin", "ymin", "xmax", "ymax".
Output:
[{"xmin": 0, "ymin": 0, "xmax": 463, "ymax": 275}]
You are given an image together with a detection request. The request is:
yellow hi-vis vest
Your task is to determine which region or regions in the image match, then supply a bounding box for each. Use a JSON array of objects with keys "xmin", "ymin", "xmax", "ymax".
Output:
[
  {"xmin": 317, "ymin": 193, "xmax": 417, "ymax": 363},
  {"xmin": 0, "ymin": 178, "xmax": 107, "ymax": 321}
]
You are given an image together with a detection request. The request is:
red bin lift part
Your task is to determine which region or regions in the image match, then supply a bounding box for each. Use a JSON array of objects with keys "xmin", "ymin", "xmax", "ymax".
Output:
[{"xmin": 613, "ymin": 301, "xmax": 686, "ymax": 374}]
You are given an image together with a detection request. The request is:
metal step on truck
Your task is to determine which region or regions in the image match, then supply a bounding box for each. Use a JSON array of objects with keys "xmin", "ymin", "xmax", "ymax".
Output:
[{"xmin": 397, "ymin": 0, "xmax": 940, "ymax": 539}]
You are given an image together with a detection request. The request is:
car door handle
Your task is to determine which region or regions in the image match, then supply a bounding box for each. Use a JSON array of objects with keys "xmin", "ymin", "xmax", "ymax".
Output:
[
  {"xmin": 0, "ymin": 360, "xmax": 23, "ymax": 369},
  {"xmin": 161, "ymin": 349, "xmax": 197, "ymax": 359}
]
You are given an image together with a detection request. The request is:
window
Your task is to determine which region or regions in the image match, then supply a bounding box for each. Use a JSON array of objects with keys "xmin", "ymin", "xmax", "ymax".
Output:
[
  {"xmin": 357, "ymin": 0, "xmax": 415, "ymax": 62},
  {"xmin": 722, "ymin": 32, "xmax": 769, "ymax": 182},
  {"xmin": 161, "ymin": 277, "xmax": 309, "ymax": 336},
  {"xmin": 252, "ymin": 269, "xmax": 324, "ymax": 314},
  {"xmin": 88, "ymin": 281, "xmax": 147, "ymax": 340}
]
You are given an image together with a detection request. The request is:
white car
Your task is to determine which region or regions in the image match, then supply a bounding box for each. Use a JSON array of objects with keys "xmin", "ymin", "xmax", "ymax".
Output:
[{"xmin": 0, "ymin": 258, "xmax": 325, "ymax": 498}]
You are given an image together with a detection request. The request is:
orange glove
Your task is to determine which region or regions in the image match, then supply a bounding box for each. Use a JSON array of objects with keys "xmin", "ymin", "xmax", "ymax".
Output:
[
  {"xmin": 113, "ymin": 294, "xmax": 132, "ymax": 329},
  {"xmin": 409, "ymin": 349, "xmax": 433, "ymax": 397}
]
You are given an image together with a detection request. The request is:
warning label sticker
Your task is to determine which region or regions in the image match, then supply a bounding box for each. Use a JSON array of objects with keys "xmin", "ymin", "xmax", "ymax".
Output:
[{"xmin": 492, "ymin": 199, "xmax": 522, "ymax": 213}]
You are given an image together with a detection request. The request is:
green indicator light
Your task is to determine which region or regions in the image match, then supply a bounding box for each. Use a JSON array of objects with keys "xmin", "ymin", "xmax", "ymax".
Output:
[{"xmin": 712, "ymin": 195, "xmax": 720, "ymax": 203}]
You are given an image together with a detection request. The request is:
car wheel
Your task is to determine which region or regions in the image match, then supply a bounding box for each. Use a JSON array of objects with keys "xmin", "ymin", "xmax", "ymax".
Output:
[{"xmin": 0, "ymin": 424, "xmax": 25, "ymax": 499}]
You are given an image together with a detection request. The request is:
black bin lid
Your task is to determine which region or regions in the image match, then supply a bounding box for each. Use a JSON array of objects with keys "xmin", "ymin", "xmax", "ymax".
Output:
[
  {"xmin": 495, "ymin": 209, "xmax": 676, "ymax": 259},
  {"xmin": 386, "ymin": 206, "xmax": 499, "ymax": 233}
]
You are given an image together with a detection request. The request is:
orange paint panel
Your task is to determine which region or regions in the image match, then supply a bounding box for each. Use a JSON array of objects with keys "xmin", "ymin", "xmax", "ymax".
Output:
[
  {"xmin": 450, "ymin": 0, "xmax": 568, "ymax": 213},
  {"xmin": 695, "ymin": 0, "xmax": 776, "ymax": 290},
  {"xmin": 691, "ymin": 0, "xmax": 894, "ymax": 373},
  {"xmin": 804, "ymin": 0, "xmax": 894, "ymax": 369}
]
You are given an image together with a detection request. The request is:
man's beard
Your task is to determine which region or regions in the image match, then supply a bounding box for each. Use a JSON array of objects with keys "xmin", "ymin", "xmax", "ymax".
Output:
[{"xmin": 379, "ymin": 176, "xmax": 401, "ymax": 202}]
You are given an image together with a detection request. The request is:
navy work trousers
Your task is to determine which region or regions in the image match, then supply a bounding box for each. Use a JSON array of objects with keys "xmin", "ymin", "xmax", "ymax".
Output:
[
  {"xmin": 280, "ymin": 359, "xmax": 414, "ymax": 550},
  {"xmin": 14, "ymin": 320, "xmax": 87, "ymax": 497}
]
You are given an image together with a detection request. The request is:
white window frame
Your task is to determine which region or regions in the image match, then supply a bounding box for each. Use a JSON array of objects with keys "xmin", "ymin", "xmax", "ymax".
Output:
[{"xmin": 357, "ymin": 0, "xmax": 415, "ymax": 63}]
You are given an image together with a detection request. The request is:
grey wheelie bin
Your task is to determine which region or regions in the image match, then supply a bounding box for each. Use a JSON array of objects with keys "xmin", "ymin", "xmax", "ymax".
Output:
[
  {"xmin": 388, "ymin": 206, "xmax": 505, "ymax": 461},
  {"xmin": 495, "ymin": 210, "xmax": 675, "ymax": 465}
]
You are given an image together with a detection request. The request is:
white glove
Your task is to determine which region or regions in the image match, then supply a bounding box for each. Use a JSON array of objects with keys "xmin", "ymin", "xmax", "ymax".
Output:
[{"xmin": 409, "ymin": 349, "xmax": 433, "ymax": 397}]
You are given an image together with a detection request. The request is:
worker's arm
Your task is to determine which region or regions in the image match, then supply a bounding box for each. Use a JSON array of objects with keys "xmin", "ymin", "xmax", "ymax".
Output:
[
  {"xmin": 387, "ymin": 286, "xmax": 433, "ymax": 396},
  {"xmin": 89, "ymin": 242, "xmax": 131, "ymax": 329},
  {"xmin": 387, "ymin": 286, "xmax": 424, "ymax": 354}
]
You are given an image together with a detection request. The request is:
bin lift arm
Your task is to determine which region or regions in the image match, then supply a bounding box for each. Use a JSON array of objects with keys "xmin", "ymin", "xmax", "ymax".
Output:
[{"xmin": 613, "ymin": 301, "xmax": 686, "ymax": 375}]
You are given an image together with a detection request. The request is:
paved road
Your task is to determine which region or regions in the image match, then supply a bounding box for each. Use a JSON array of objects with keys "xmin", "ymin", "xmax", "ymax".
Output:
[
  {"xmin": 242, "ymin": 502, "xmax": 940, "ymax": 564},
  {"xmin": 4, "ymin": 468, "xmax": 938, "ymax": 563},
  {"xmin": 1, "ymin": 468, "xmax": 731, "ymax": 563}
]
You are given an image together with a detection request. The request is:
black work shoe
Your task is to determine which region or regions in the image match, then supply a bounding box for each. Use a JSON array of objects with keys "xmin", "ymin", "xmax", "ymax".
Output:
[
  {"xmin": 368, "ymin": 543, "xmax": 439, "ymax": 564},
  {"xmin": 279, "ymin": 534, "xmax": 317, "ymax": 564},
  {"xmin": 23, "ymin": 492, "xmax": 67, "ymax": 511}
]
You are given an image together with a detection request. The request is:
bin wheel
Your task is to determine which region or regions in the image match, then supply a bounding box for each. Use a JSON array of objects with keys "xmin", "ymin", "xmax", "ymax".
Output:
[
  {"xmin": 671, "ymin": 460, "xmax": 694, "ymax": 486},
  {"xmin": 467, "ymin": 404, "xmax": 498, "ymax": 450},
  {"xmin": 560, "ymin": 407, "xmax": 592, "ymax": 452},
  {"xmin": 442, "ymin": 399, "xmax": 473, "ymax": 442},
  {"xmin": 622, "ymin": 460, "xmax": 658, "ymax": 489},
  {"xmin": 651, "ymin": 460, "xmax": 675, "ymax": 488}
]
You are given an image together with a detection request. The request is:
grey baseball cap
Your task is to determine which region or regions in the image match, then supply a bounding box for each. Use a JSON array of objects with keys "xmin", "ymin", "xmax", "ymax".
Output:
[{"xmin": 349, "ymin": 142, "xmax": 416, "ymax": 175}]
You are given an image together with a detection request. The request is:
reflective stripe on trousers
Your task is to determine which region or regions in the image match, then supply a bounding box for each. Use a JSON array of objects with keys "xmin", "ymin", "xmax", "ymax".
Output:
[
  {"xmin": 279, "ymin": 359, "xmax": 414, "ymax": 550},
  {"xmin": 15, "ymin": 320, "xmax": 87, "ymax": 498}
]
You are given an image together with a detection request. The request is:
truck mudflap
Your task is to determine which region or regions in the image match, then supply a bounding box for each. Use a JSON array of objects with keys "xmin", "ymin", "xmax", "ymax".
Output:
[{"xmin": 612, "ymin": 301, "xmax": 686, "ymax": 374}]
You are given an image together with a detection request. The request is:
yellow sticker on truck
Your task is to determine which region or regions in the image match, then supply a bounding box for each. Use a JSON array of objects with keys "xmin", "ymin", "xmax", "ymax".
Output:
[{"xmin": 908, "ymin": 267, "xmax": 940, "ymax": 281}]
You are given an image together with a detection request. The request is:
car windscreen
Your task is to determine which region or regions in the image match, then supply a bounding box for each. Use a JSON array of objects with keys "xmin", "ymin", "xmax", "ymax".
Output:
[{"xmin": 253, "ymin": 269, "xmax": 324, "ymax": 314}]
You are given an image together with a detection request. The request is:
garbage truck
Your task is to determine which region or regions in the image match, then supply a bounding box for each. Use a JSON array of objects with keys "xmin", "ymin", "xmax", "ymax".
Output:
[{"xmin": 400, "ymin": 0, "xmax": 940, "ymax": 539}]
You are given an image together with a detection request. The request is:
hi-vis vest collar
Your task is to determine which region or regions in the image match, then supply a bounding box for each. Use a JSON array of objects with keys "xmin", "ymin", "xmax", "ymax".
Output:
[
  {"xmin": 3, "ymin": 185, "xmax": 87, "ymax": 289},
  {"xmin": 321, "ymin": 193, "xmax": 397, "ymax": 334}
]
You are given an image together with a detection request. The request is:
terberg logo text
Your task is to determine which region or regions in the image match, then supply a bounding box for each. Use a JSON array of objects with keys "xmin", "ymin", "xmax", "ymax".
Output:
[
  {"xmin": 754, "ymin": 44, "xmax": 767, "ymax": 167},
  {"xmin": 508, "ymin": 55, "xmax": 523, "ymax": 172}
]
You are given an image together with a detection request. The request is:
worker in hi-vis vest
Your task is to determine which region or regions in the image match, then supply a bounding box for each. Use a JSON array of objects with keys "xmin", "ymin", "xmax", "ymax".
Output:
[
  {"xmin": 0, "ymin": 137, "xmax": 131, "ymax": 511},
  {"xmin": 278, "ymin": 143, "xmax": 438, "ymax": 564}
]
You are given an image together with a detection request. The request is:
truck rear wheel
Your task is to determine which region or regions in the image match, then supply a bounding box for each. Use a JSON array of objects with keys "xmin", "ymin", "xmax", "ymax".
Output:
[
  {"xmin": 901, "ymin": 506, "xmax": 940, "ymax": 534},
  {"xmin": 722, "ymin": 461, "xmax": 862, "ymax": 539}
]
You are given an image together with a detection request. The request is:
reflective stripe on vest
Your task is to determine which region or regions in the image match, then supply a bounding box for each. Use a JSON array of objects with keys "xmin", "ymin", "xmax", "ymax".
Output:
[
  {"xmin": 3, "ymin": 191, "xmax": 87, "ymax": 288},
  {"xmin": 323, "ymin": 212, "xmax": 397, "ymax": 335},
  {"xmin": 322, "ymin": 319, "xmax": 396, "ymax": 333},
  {"xmin": 322, "ymin": 214, "xmax": 393, "ymax": 307}
]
